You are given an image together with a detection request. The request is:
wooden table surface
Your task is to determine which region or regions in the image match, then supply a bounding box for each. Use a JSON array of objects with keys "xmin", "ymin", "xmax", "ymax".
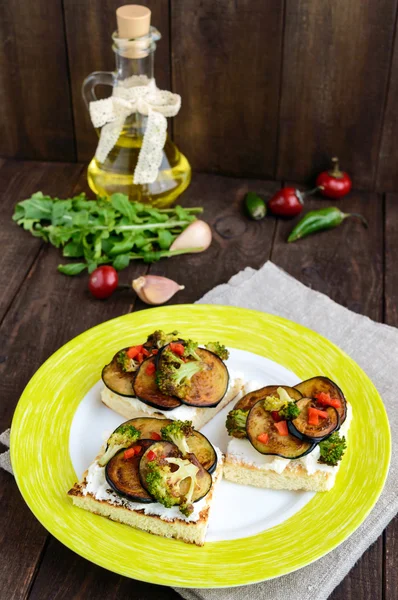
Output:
[{"xmin": 0, "ymin": 159, "xmax": 396, "ymax": 600}]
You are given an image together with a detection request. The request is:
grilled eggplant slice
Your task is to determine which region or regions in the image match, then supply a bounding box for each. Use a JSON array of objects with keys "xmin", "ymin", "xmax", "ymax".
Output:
[
  {"xmin": 133, "ymin": 357, "xmax": 182, "ymax": 411},
  {"xmin": 187, "ymin": 431, "xmax": 217, "ymax": 474},
  {"xmin": 288, "ymin": 397, "xmax": 340, "ymax": 442},
  {"xmin": 122, "ymin": 417, "xmax": 172, "ymax": 438},
  {"xmin": 169, "ymin": 347, "xmax": 229, "ymax": 408},
  {"xmin": 105, "ymin": 439, "xmax": 154, "ymax": 502},
  {"xmin": 139, "ymin": 441, "xmax": 212, "ymax": 504},
  {"xmin": 294, "ymin": 376, "xmax": 347, "ymax": 424},
  {"xmin": 122, "ymin": 417, "xmax": 217, "ymax": 473},
  {"xmin": 234, "ymin": 385, "xmax": 302, "ymax": 412},
  {"xmin": 246, "ymin": 400, "xmax": 314, "ymax": 459},
  {"xmin": 102, "ymin": 348, "xmax": 137, "ymax": 397}
]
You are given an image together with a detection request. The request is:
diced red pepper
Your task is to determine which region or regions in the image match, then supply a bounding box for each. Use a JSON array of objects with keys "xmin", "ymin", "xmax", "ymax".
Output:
[
  {"xmin": 142, "ymin": 347, "xmax": 150, "ymax": 357},
  {"xmin": 150, "ymin": 432, "xmax": 161, "ymax": 441},
  {"xmin": 257, "ymin": 432, "xmax": 269, "ymax": 444},
  {"xmin": 145, "ymin": 361, "xmax": 156, "ymax": 376},
  {"xmin": 124, "ymin": 447, "xmax": 136, "ymax": 460},
  {"xmin": 131, "ymin": 444, "xmax": 142, "ymax": 456},
  {"xmin": 126, "ymin": 345, "xmax": 143, "ymax": 359},
  {"xmin": 137, "ymin": 352, "xmax": 144, "ymax": 363},
  {"xmin": 308, "ymin": 407, "xmax": 329, "ymax": 425},
  {"xmin": 271, "ymin": 410, "xmax": 282, "ymax": 422},
  {"xmin": 169, "ymin": 342, "xmax": 185, "ymax": 356},
  {"xmin": 274, "ymin": 420, "xmax": 289, "ymax": 436},
  {"xmin": 147, "ymin": 450, "xmax": 156, "ymax": 461},
  {"xmin": 151, "ymin": 349, "xmax": 158, "ymax": 355},
  {"xmin": 308, "ymin": 408, "xmax": 319, "ymax": 426},
  {"xmin": 314, "ymin": 392, "xmax": 341, "ymax": 409}
]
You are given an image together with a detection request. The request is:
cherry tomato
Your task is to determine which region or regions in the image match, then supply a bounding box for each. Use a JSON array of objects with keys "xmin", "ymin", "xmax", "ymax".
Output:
[
  {"xmin": 316, "ymin": 157, "xmax": 352, "ymax": 199},
  {"xmin": 89, "ymin": 266, "xmax": 118, "ymax": 299}
]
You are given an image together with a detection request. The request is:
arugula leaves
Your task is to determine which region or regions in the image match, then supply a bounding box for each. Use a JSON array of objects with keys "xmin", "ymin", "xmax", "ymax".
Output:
[{"xmin": 13, "ymin": 192, "xmax": 203, "ymax": 276}]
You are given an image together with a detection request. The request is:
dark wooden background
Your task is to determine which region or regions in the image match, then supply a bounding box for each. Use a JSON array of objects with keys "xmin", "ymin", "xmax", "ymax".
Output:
[{"xmin": 1, "ymin": 0, "xmax": 398, "ymax": 191}]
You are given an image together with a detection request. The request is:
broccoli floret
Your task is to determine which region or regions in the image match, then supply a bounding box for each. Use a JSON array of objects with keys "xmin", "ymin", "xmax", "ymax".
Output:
[
  {"xmin": 145, "ymin": 330, "xmax": 179, "ymax": 349},
  {"xmin": 279, "ymin": 402, "xmax": 301, "ymax": 420},
  {"xmin": 161, "ymin": 420, "xmax": 194, "ymax": 455},
  {"xmin": 263, "ymin": 387, "xmax": 295, "ymax": 412},
  {"xmin": 205, "ymin": 342, "xmax": 229, "ymax": 361},
  {"xmin": 145, "ymin": 457, "xmax": 199, "ymax": 516},
  {"xmin": 318, "ymin": 432, "xmax": 347, "ymax": 466},
  {"xmin": 161, "ymin": 347, "xmax": 186, "ymax": 367},
  {"xmin": 226, "ymin": 409, "xmax": 248, "ymax": 438},
  {"xmin": 263, "ymin": 395, "xmax": 286, "ymax": 412},
  {"xmin": 156, "ymin": 360, "xmax": 203, "ymax": 399},
  {"xmin": 98, "ymin": 424, "xmax": 141, "ymax": 466},
  {"xmin": 183, "ymin": 339, "xmax": 201, "ymax": 361},
  {"xmin": 116, "ymin": 350, "xmax": 138, "ymax": 373}
]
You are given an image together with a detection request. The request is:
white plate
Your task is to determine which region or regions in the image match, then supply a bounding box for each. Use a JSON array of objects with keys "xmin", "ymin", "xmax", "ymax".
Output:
[{"xmin": 69, "ymin": 347, "xmax": 314, "ymax": 542}]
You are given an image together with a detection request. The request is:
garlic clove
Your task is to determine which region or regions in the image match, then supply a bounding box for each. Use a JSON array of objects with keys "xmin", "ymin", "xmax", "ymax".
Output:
[
  {"xmin": 170, "ymin": 220, "xmax": 212, "ymax": 253},
  {"xmin": 132, "ymin": 275, "xmax": 185, "ymax": 305}
]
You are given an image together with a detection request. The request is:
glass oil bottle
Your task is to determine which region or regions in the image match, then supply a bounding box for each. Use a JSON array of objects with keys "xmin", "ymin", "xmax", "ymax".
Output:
[{"xmin": 82, "ymin": 5, "xmax": 191, "ymax": 207}]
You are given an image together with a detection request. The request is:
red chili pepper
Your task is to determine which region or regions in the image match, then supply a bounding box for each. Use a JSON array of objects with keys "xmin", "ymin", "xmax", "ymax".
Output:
[
  {"xmin": 257, "ymin": 432, "xmax": 269, "ymax": 444},
  {"xmin": 169, "ymin": 342, "xmax": 185, "ymax": 356},
  {"xmin": 316, "ymin": 157, "xmax": 352, "ymax": 199},
  {"xmin": 147, "ymin": 450, "xmax": 156, "ymax": 461},
  {"xmin": 274, "ymin": 421, "xmax": 289, "ymax": 436},
  {"xmin": 127, "ymin": 345, "xmax": 142, "ymax": 359},
  {"xmin": 268, "ymin": 187, "xmax": 319, "ymax": 218},
  {"xmin": 145, "ymin": 361, "xmax": 156, "ymax": 376},
  {"xmin": 271, "ymin": 410, "xmax": 282, "ymax": 422},
  {"xmin": 314, "ymin": 392, "xmax": 341, "ymax": 409},
  {"xmin": 124, "ymin": 447, "xmax": 136, "ymax": 460},
  {"xmin": 150, "ymin": 432, "xmax": 162, "ymax": 441}
]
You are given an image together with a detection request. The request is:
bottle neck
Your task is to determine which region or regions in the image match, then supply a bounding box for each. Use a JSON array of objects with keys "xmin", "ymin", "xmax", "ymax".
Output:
[
  {"xmin": 112, "ymin": 29, "xmax": 158, "ymax": 83},
  {"xmin": 115, "ymin": 52, "xmax": 154, "ymax": 81}
]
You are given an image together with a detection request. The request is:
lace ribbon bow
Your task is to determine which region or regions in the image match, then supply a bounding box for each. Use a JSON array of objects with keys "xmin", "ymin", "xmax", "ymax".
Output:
[{"xmin": 89, "ymin": 77, "xmax": 181, "ymax": 185}]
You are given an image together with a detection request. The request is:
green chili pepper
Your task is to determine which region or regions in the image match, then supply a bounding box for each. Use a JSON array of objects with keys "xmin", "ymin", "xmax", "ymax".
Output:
[
  {"xmin": 245, "ymin": 192, "xmax": 266, "ymax": 220},
  {"xmin": 287, "ymin": 207, "xmax": 368, "ymax": 243}
]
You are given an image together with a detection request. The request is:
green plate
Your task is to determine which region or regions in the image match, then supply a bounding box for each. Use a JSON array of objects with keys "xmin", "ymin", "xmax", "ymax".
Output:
[{"xmin": 11, "ymin": 305, "xmax": 390, "ymax": 588}]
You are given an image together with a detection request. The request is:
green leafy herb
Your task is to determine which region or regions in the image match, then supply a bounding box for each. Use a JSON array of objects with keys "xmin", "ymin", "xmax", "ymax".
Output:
[
  {"xmin": 57, "ymin": 263, "xmax": 87, "ymax": 276},
  {"xmin": 13, "ymin": 193, "xmax": 204, "ymax": 275},
  {"xmin": 113, "ymin": 254, "xmax": 130, "ymax": 271}
]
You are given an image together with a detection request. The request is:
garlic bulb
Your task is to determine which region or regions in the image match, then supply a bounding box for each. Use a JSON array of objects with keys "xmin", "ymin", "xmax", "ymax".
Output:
[
  {"xmin": 132, "ymin": 275, "xmax": 184, "ymax": 305},
  {"xmin": 170, "ymin": 220, "xmax": 212, "ymax": 253}
]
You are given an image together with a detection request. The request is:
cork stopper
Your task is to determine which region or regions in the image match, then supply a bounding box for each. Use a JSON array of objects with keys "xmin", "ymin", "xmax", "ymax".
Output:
[{"xmin": 116, "ymin": 5, "xmax": 151, "ymax": 39}]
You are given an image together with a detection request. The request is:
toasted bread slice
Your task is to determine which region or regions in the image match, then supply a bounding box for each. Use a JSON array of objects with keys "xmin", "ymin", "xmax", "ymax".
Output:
[
  {"xmin": 101, "ymin": 377, "xmax": 244, "ymax": 429},
  {"xmin": 223, "ymin": 455, "xmax": 336, "ymax": 491},
  {"xmin": 224, "ymin": 403, "xmax": 352, "ymax": 493},
  {"xmin": 68, "ymin": 449, "xmax": 223, "ymax": 546}
]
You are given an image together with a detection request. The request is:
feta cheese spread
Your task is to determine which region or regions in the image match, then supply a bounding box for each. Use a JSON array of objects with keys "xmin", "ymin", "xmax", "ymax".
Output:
[
  {"xmin": 227, "ymin": 390, "xmax": 352, "ymax": 475},
  {"xmin": 83, "ymin": 446, "xmax": 223, "ymax": 523}
]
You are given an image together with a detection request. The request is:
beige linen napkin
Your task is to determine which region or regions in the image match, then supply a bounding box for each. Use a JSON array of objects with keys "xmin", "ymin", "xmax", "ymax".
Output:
[{"xmin": 177, "ymin": 261, "xmax": 397, "ymax": 600}]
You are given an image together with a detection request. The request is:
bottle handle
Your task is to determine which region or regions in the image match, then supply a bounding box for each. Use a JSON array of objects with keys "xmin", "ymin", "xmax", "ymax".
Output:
[{"xmin": 82, "ymin": 71, "xmax": 115, "ymax": 110}]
